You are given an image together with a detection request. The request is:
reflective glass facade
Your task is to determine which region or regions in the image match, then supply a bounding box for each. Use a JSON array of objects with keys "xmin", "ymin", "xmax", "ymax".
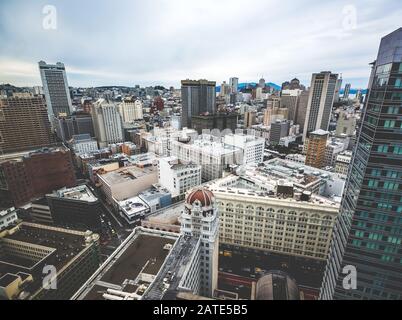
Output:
[{"xmin": 320, "ymin": 28, "xmax": 402, "ymax": 300}]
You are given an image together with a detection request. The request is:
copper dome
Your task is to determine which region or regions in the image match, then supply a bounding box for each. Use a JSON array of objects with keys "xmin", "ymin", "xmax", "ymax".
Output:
[{"xmin": 186, "ymin": 188, "xmax": 214, "ymax": 207}]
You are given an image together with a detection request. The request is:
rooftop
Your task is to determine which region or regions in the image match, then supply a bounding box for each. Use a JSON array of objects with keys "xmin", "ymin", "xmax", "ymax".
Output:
[
  {"xmin": 47, "ymin": 185, "xmax": 98, "ymax": 203},
  {"xmin": 99, "ymin": 165, "xmax": 156, "ymax": 185},
  {"xmin": 73, "ymin": 228, "xmax": 179, "ymax": 300},
  {"xmin": 0, "ymin": 222, "xmax": 98, "ymax": 297}
]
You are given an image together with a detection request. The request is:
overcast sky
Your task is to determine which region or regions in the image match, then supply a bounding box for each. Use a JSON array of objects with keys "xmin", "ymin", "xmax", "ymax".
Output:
[{"xmin": 0, "ymin": 0, "xmax": 401, "ymax": 89}]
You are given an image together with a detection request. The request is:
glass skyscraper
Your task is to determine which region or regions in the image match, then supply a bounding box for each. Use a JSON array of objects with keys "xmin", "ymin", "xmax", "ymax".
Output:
[{"xmin": 320, "ymin": 28, "xmax": 402, "ymax": 300}]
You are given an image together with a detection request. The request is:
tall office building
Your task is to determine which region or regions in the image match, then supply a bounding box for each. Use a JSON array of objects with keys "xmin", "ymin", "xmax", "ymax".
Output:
[
  {"xmin": 334, "ymin": 76, "xmax": 343, "ymax": 102},
  {"xmin": 244, "ymin": 110, "xmax": 257, "ymax": 128},
  {"xmin": 296, "ymin": 90, "xmax": 309, "ymax": 131},
  {"xmin": 53, "ymin": 114, "xmax": 95, "ymax": 141},
  {"xmin": 281, "ymin": 89, "xmax": 303, "ymax": 122},
  {"xmin": 303, "ymin": 71, "xmax": 338, "ymax": 141},
  {"xmin": 181, "ymin": 79, "xmax": 216, "ymax": 128},
  {"xmin": 91, "ymin": 99, "xmax": 124, "ymax": 148},
  {"xmin": 38, "ymin": 61, "xmax": 73, "ymax": 119},
  {"xmin": 0, "ymin": 94, "xmax": 54, "ymax": 153},
  {"xmin": 343, "ymin": 83, "xmax": 351, "ymax": 99},
  {"xmin": 258, "ymin": 77, "xmax": 266, "ymax": 88},
  {"xmin": 229, "ymin": 77, "xmax": 239, "ymax": 93},
  {"xmin": 320, "ymin": 28, "xmax": 402, "ymax": 300}
]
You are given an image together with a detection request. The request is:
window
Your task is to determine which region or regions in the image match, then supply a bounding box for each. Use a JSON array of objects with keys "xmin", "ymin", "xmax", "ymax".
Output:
[
  {"xmin": 384, "ymin": 120, "xmax": 395, "ymax": 128},
  {"xmin": 377, "ymin": 145, "xmax": 388, "ymax": 153}
]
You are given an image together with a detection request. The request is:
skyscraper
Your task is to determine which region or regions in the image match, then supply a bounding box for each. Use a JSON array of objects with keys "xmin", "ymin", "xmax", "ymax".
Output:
[
  {"xmin": 181, "ymin": 79, "xmax": 216, "ymax": 128},
  {"xmin": 343, "ymin": 83, "xmax": 351, "ymax": 99},
  {"xmin": 229, "ymin": 77, "xmax": 239, "ymax": 93},
  {"xmin": 38, "ymin": 61, "xmax": 73, "ymax": 119},
  {"xmin": 320, "ymin": 28, "xmax": 402, "ymax": 300},
  {"xmin": 303, "ymin": 71, "xmax": 338, "ymax": 141},
  {"xmin": 91, "ymin": 99, "xmax": 124, "ymax": 148},
  {"xmin": 334, "ymin": 75, "xmax": 343, "ymax": 102},
  {"xmin": 0, "ymin": 93, "xmax": 54, "ymax": 153}
]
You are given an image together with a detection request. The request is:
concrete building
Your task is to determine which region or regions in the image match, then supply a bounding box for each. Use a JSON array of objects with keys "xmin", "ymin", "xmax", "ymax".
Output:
[
  {"xmin": 0, "ymin": 94, "xmax": 55, "ymax": 153},
  {"xmin": 97, "ymin": 165, "xmax": 158, "ymax": 203},
  {"xmin": 296, "ymin": 90, "xmax": 309, "ymax": 131},
  {"xmin": 224, "ymin": 133, "xmax": 264, "ymax": 164},
  {"xmin": 0, "ymin": 207, "xmax": 18, "ymax": 231},
  {"xmin": 335, "ymin": 110, "xmax": 356, "ymax": 137},
  {"xmin": 68, "ymin": 134, "xmax": 98, "ymax": 154},
  {"xmin": 303, "ymin": 72, "xmax": 338, "ymax": 141},
  {"xmin": 0, "ymin": 146, "xmax": 77, "ymax": 208},
  {"xmin": 305, "ymin": 129, "xmax": 329, "ymax": 168},
  {"xmin": 0, "ymin": 222, "xmax": 100, "ymax": 300},
  {"xmin": 343, "ymin": 83, "xmax": 351, "ymax": 99},
  {"xmin": 281, "ymin": 89, "xmax": 303, "ymax": 123},
  {"xmin": 181, "ymin": 188, "xmax": 220, "ymax": 297},
  {"xmin": 270, "ymin": 120, "xmax": 290, "ymax": 145},
  {"xmin": 170, "ymin": 137, "xmax": 243, "ymax": 182},
  {"xmin": 191, "ymin": 113, "xmax": 238, "ymax": 134},
  {"xmin": 244, "ymin": 111, "xmax": 257, "ymax": 128},
  {"xmin": 118, "ymin": 100, "xmax": 143, "ymax": 122},
  {"xmin": 181, "ymin": 79, "xmax": 216, "ymax": 128},
  {"xmin": 46, "ymin": 185, "xmax": 102, "ymax": 231},
  {"xmin": 324, "ymin": 138, "xmax": 348, "ymax": 168},
  {"xmin": 334, "ymin": 151, "xmax": 352, "ymax": 175},
  {"xmin": 38, "ymin": 61, "xmax": 73, "ymax": 119},
  {"xmin": 73, "ymin": 188, "xmax": 220, "ymax": 300},
  {"xmin": 53, "ymin": 114, "xmax": 95, "ymax": 141},
  {"xmin": 204, "ymin": 160, "xmax": 343, "ymax": 261},
  {"xmin": 229, "ymin": 77, "xmax": 239, "ymax": 93},
  {"xmin": 91, "ymin": 99, "xmax": 124, "ymax": 148},
  {"xmin": 116, "ymin": 196, "xmax": 150, "ymax": 225},
  {"xmin": 158, "ymin": 156, "xmax": 201, "ymax": 199}
]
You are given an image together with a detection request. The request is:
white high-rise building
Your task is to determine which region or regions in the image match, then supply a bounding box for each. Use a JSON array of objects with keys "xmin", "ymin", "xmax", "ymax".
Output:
[
  {"xmin": 158, "ymin": 156, "xmax": 201, "ymax": 199},
  {"xmin": 223, "ymin": 133, "xmax": 265, "ymax": 164},
  {"xmin": 91, "ymin": 99, "xmax": 124, "ymax": 148},
  {"xmin": 229, "ymin": 77, "xmax": 239, "ymax": 93},
  {"xmin": 118, "ymin": 100, "xmax": 143, "ymax": 122},
  {"xmin": 181, "ymin": 188, "xmax": 219, "ymax": 297},
  {"xmin": 38, "ymin": 61, "xmax": 73, "ymax": 119},
  {"xmin": 303, "ymin": 71, "xmax": 338, "ymax": 141}
]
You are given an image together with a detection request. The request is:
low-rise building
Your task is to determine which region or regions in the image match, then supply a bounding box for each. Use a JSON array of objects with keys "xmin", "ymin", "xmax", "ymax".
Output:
[
  {"xmin": 0, "ymin": 222, "xmax": 100, "ymax": 300},
  {"xmin": 97, "ymin": 165, "xmax": 158, "ymax": 203},
  {"xmin": 334, "ymin": 150, "xmax": 352, "ymax": 175},
  {"xmin": 0, "ymin": 207, "xmax": 18, "ymax": 231},
  {"xmin": 158, "ymin": 156, "xmax": 201, "ymax": 200},
  {"xmin": 224, "ymin": 133, "xmax": 265, "ymax": 164}
]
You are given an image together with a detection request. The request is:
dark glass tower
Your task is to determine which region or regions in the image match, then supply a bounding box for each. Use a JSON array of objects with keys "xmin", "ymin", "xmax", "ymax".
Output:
[{"xmin": 320, "ymin": 28, "xmax": 402, "ymax": 300}]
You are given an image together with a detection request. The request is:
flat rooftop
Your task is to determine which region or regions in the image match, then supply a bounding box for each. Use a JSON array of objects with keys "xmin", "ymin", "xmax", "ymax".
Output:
[
  {"xmin": 47, "ymin": 185, "xmax": 98, "ymax": 202},
  {"xmin": 0, "ymin": 223, "xmax": 88, "ymax": 278},
  {"xmin": 73, "ymin": 229, "xmax": 178, "ymax": 300},
  {"xmin": 99, "ymin": 165, "xmax": 156, "ymax": 185}
]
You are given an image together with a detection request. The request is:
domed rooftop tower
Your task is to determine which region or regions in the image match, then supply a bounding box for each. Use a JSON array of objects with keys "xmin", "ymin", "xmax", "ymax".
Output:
[{"xmin": 181, "ymin": 187, "xmax": 219, "ymax": 297}]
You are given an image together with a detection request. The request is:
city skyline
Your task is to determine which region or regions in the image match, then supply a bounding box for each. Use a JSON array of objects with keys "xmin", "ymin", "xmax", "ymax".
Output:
[{"xmin": 1, "ymin": 0, "xmax": 402, "ymax": 88}]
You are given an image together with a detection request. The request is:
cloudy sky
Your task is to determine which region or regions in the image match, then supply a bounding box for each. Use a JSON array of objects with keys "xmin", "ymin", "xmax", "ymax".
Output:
[{"xmin": 0, "ymin": 0, "xmax": 401, "ymax": 89}]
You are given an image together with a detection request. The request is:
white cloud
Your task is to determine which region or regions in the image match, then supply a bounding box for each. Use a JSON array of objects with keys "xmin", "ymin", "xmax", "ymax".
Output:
[{"xmin": 0, "ymin": 0, "xmax": 401, "ymax": 88}]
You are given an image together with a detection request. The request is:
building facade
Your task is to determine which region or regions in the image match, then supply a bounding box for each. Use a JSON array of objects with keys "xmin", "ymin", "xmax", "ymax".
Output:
[
  {"xmin": 303, "ymin": 72, "xmax": 338, "ymax": 141},
  {"xmin": 320, "ymin": 28, "xmax": 402, "ymax": 300},
  {"xmin": 91, "ymin": 99, "xmax": 124, "ymax": 148},
  {"xmin": 38, "ymin": 61, "xmax": 73, "ymax": 118},
  {"xmin": 0, "ymin": 94, "xmax": 54, "ymax": 153},
  {"xmin": 181, "ymin": 79, "xmax": 216, "ymax": 128}
]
